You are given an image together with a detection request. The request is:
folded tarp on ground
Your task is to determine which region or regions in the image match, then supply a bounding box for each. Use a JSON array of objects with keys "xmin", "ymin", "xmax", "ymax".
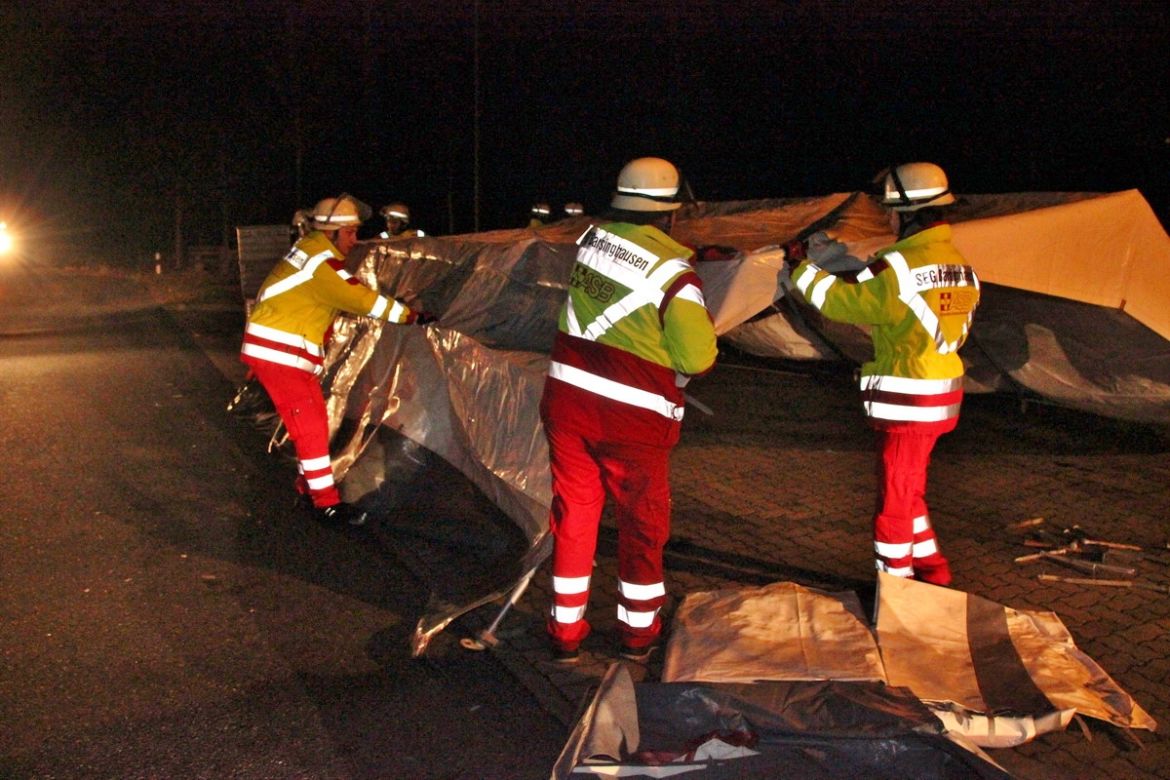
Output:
[
  {"xmin": 661, "ymin": 581, "xmax": 885, "ymax": 684},
  {"xmin": 875, "ymin": 573, "xmax": 1157, "ymax": 745},
  {"xmin": 660, "ymin": 576, "xmax": 1155, "ymax": 749},
  {"xmin": 551, "ymin": 663, "xmax": 1011, "ymax": 779}
]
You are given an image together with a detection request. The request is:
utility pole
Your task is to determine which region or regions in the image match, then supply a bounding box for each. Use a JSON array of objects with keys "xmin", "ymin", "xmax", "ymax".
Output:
[
  {"xmin": 473, "ymin": 0, "xmax": 481, "ymax": 232},
  {"xmin": 219, "ymin": 130, "xmax": 230, "ymax": 252},
  {"xmin": 448, "ymin": 156, "xmax": 456, "ymax": 235},
  {"xmin": 362, "ymin": 0, "xmax": 377, "ymax": 175},
  {"xmin": 173, "ymin": 195, "xmax": 184, "ymax": 270},
  {"xmin": 287, "ymin": 4, "xmax": 304, "ymax": 209}
]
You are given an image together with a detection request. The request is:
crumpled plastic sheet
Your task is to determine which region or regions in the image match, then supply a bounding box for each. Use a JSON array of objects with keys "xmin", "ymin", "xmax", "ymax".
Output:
[
  {"xmin": 659, "ymin": 575, "xmax": 1155, "ymax": 749},
  {"xmin": 875, "ymin": 573, "xmax": 1157, "ymax": 740},
  {"xmin": 321, "ymin": 321, "xmax": 554, "ymax": 654},
  {"xmin": 552, "ymin": 664, "xmax": 1011, "ymax": 779}
]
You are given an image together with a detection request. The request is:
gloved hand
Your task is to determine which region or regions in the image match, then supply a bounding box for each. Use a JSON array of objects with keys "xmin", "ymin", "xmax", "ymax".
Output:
[
  {"xmin": 783, "ymin": 239, "xmax": 807, "ymax": 265},
  {"xmin": 805, "ymin": 231, "xmax": 856, "ymax": 269}
]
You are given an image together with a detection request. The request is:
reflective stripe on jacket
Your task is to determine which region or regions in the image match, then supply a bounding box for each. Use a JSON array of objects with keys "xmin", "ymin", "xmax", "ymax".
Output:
[
  {"xmin": 790, "ymin": 223, "xmax": 980, "ymax": 427},
  {"xmin": 544, "ymin": 222, "xmax": 717, "ymax": 441},
  {"xmin": 241, "ymin": 231, "xmax": 413, "ymax": 374}
]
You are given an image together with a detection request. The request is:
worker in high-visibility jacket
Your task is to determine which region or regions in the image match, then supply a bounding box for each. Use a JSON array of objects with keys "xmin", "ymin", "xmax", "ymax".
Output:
[
  {"xmin": 527, "ymin": 202, "xmax": 551, "ymax": 229},
  {"xmin": 787, "ymin": 162, "xmax": 980, "ymax": 586},
  {"xmin": 541, "ymin": 157, "xmax": 718, "ymax": 663},
  {"xmin": 377, "ymin": 202, "xmax": 425, "ymax": 239},
  {"xmin": 241, "ymin": 194, "xmax": 420, "ymax": 527},
  {"xmin": 291, "ymin": 208, "xmax": 312, "ymax": 238}
]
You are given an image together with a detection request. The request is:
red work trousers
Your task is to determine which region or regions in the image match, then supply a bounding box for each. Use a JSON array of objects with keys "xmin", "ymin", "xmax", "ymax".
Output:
[
  {"xmin": 248, "ymin": 361, "xmax": 340, "ymax": 508},
  {"xmin": 873, "ymin": 427, "xmax": 951, "ymax": 585},
  {"xmin": 544, "ymin": 421, "xmax": 672, "ymax": 652}
]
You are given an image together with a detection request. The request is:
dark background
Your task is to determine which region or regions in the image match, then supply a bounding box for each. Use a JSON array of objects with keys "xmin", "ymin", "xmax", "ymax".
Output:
[{"xmin": 1, "ymin": 1, "xmax": 1166, "ymax": 263}]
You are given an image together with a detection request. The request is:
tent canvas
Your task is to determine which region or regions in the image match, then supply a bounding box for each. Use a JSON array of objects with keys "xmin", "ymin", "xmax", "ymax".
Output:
[
  {"xmin": 951, "ymin": 190, "xmax": 1170, "ymax": 339},
  {"xmin": 658, "ymin": 576, "xmax": 1155, "ymax": 750},
  {"xmin": 230, "ymin": 188, "xmax": 1170, "ymax": 652},
  {"xmin": 660, "ymin": 581, "xmax": 885, "ymax": 684},
  {"xmin": 874, "ymin": 573, "xmax": 1156, "ymax": 742}
]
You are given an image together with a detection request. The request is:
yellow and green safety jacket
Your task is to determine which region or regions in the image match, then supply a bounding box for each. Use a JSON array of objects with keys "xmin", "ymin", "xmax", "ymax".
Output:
[
  {"xmin": 240, "ymin": 231, "xmax": 413, "ymax": 375},
  {"xmin": 542, "ymin": 222, "xmax": 718, "ymax": 445},
  {"xmin": 790, "ymin": 223, "xmax": 980, "ymax": 430}
]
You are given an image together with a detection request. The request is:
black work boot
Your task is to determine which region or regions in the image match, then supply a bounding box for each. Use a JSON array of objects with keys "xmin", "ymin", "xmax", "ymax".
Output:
[
  {"xmin": 315, "ymin": 502, "xmax": 369, "ymax": 527},
  {"xmin": 550, "ymin": 646, "xmax": 580, "ymax": 664}
]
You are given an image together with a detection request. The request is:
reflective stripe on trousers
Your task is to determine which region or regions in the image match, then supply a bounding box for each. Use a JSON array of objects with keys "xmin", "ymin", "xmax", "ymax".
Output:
[
  {"xmin": 873, "ymin": 429, "xmax": 947, "ymax": 578},
  {"xmin": 248, "ymin": 360, "xmax": 340, "ymax": 508},
  {"xmin": 544, "ymin": 418, "xmax": 672, "ymax": 650}
]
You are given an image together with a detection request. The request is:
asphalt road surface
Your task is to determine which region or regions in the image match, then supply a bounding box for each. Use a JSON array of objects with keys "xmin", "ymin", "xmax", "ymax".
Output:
[{"xmin": 0, "ymin": 265, "xmax": 566, "ymax": 779}]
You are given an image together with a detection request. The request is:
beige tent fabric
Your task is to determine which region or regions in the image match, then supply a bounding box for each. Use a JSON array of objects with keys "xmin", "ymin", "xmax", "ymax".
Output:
[
  {"xmin": 675, "ymin": 189, "xmax": 1170, "ymax": 341},
  {"xmin": 952, "ymin": 190, "xmax": 1170, "ymax": 340},
  {"xmin": 659, "ymin": 576, "xmax": 1155, "ymax": 747},
  {"xmin": 661, "ymin": 581, "xmax": 886, "ymax": 684},
  {"xmin": 875, "ymin": 574, "xmax": 1156, "ymax": 735}
]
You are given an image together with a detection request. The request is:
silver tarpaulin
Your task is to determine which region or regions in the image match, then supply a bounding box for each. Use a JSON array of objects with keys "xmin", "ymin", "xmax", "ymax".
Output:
[{"xmin": 231, "ymin": 189, "xmax": 1170, "ymax": 653}]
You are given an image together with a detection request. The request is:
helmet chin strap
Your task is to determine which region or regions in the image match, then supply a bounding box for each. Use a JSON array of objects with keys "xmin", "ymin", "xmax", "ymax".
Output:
[
  {"xmin": 898, "ymin": 208, "xmax": 940, "ymax": 239},
  {"xmin": 888, "ymin": 164, "xmax": 911, "ymax": 209}
]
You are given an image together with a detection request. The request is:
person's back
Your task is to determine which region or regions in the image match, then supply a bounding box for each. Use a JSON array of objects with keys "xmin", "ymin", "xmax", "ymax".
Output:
[
  {"xmin": 528, "ymin": 202, "xmax": 551, "ymax": 228},
  {"xmin": 566, "ymin": 220, "xmax": 708, "ymax": 360},
  {"xmin": 867, "ymin": 223, "xmax": 978, "ymax": 386},
  {"xmin": 248, "ymin": 231, "xmax": 349, "ymax": 356},
  {"xmin": 787, "ymin": 162, "xmax": 979, "ymax": 586},
  {"xmin": 542, "ymin": 157, "xmax": 716, "ymax": 664}
]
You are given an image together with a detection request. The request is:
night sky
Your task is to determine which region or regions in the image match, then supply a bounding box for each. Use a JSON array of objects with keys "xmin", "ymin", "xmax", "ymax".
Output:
[{"xmin": 2, "ymin": 1, "xmax": 1166, "ymax": 261}]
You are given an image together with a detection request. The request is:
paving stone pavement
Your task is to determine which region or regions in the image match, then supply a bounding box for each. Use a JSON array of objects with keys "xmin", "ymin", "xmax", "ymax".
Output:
[
  {"xmin": 459, "ymin": 352, "xmax": 1170, "ymax": 780},
  {"xmin": 179, "ymin": 279, "xmax": 1167, "ymax": 780}
]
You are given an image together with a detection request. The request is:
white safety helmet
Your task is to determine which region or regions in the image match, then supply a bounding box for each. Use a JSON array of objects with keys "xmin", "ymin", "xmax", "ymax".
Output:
[
  {"xmin": 531, "ymin": 202, "xmax": 551, "ymax": 218},
  {"xmin": 291, "ymin": 209, "xmax": 312, "ymax": 235},
  {"xmin": 611, "ymin": 157, "xmax": 681, "ymax": 212},
  {"xmin": 380, "ymin": 202, "xmax": 411, "ymax": 224},
  {"xmin": 880, "ymin": 162, "xmax": 956, "ymax": 211},
  {"xmin": 563, "ymin": 202, "xmax": 584, "ymax": 216},
  {"xmin": 311, "ymin": 195, "xmax": 364, "ymax": 231}
]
